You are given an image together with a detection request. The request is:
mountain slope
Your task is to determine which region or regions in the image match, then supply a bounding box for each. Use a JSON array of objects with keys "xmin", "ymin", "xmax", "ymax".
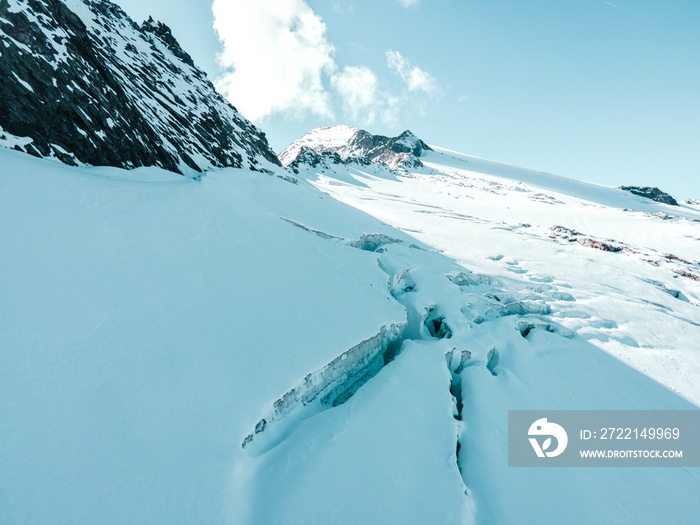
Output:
[
  {"xmin": 2, "ymin": 0, "xmax": 700, "ymax": 520},
  {"xmin": 287, "ymin": 129, "xmax": 700, "ymax": 404},
  {"xmin": 0, "ymin": 147, "xmax": 409, "ymax": 523},
  {"xmin": 280, "ymin": 128, "xmax": 700, "ymax": 523},
  {"xmin": 0, "ymin": 0, "xmax": 279, "ymax": 176},
  {"xmin": 2, "ymin": 142, "xmax": 700, "ymax": 524}
]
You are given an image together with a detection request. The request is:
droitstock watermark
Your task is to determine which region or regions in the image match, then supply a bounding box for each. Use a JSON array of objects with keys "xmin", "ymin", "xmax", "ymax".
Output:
[{"xmin": 508, "ymin": 410, "xmax": 700, "ymax": 467}]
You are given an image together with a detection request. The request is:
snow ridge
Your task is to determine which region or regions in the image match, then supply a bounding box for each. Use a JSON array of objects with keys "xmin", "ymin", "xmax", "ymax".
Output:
[{"xmin": 278, "ymin": 125, "xmax": 358, "ymax": 166}]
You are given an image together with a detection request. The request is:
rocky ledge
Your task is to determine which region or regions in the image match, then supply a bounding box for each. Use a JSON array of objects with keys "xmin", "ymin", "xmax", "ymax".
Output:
[{"xmin": 620, "ymin": 186, "xmax": 678, "ymax": 206}]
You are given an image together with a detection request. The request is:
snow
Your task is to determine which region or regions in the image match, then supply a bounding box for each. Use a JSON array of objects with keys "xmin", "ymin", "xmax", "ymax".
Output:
[
  {"xmin": 427, "ymin": 146, "xmax": 696, "ymax": 216},
  {"xmin": 2, "ymin": 131, "xmax": 700, "ymax": 524},
  {"xmin": 11, "ymin": 70, "xmax": 33, "ymax": 92},
  {"xmin": 300, "ymin": 146, "xmax": 700, "ymax": 405},
  {"xmin": 0, "ymin": 124, "xmax": 32, "ymax": 148},
  {"xmin": 278, "ymin": 125, "xmax": 358, "ymax": 166},
  {"xmin": 0, "ymin": 147, "xmax": 407, "ymax": 523}
]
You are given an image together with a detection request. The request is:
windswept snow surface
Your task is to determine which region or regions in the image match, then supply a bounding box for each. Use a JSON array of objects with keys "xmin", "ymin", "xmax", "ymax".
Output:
[
  {"xmin": 2, "ymin": 143, "xmax": 700, "ymax": 524},
  {"xmin": 297, "ymin": 147, "xmax": 700, "ymax": 405},
  {"xmin": 290, "ymin": 144, "xmax": 700, "ymax": 523},
  {"xmin": 0, "ymin": 148, "xmax": 412, "ymax": 523}
]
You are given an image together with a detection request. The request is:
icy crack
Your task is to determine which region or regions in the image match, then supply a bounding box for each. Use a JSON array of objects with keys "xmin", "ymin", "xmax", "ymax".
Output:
[
  {"xmin": 517, "ymin": 319, "xmax": 574, "ymax": 339},
  {"xmin": 445, "ymin": 347, "xmax": 473, "ymax": 493},
  {"xmin": 241, "ymin": 321, "xmax": 407, "ymax": 456},
  {"xmin": 347, "ymin": 233, "xmax": 403, "ymax": 252},
  {"xmin": 280, "ymin": 217, "xmax": 343, "ymax": 241},
  {"xmin": 424, "ymin": 305, "xmax": 453, "ymax": 339},
  {"xmin": 445, "ymin": 348, "xmax": 471, "ymax": 421},
  {"xmin": 486, "ymin": 347, "xmax": 500, "ymax": 376}
]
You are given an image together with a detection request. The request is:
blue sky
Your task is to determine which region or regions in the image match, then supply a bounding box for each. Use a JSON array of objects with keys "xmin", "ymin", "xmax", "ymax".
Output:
[{"xmin": 114, "ymin": 0, "xmax": 700, "ymax": 199}]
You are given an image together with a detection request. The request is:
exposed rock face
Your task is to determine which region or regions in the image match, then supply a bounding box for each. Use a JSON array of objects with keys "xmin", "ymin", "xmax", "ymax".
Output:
[
  {"xmin": 0, "ymin": 0, "xmax": 280, "ymax": 176},
  {"xmin": 289, "ymin": 147, "xmax": 340, "ymax": 170},
  {"xmin": 279, "ymin": 125, "xmax": 432, "ymax": 173},
  {"xmin": 342, "ymin": 128, "xmax": 432, "ymax": 161},
  {"xmin": 576, "ymin": 237, "xmax": 623, "ymax": 253},
  {"xmin": 550, "ymin": 226, "xmax": 624, "ymax": 252},
  {"xmin": 286, "ymin": 146, "xmax": 371, "ymax": 174},
  {"xmin": 620, "ymin": 186, "xmax": 678, "ymax": 206}
]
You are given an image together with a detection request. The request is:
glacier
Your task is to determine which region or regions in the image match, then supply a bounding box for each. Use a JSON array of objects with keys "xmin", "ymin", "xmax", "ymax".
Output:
[
  {"xmin": 2, "ymin": 131, "xmax": 700, "ymax": 523},
  {"xmin": 2, "ymin": 0, "xmax": 700, "ymax": 522}
]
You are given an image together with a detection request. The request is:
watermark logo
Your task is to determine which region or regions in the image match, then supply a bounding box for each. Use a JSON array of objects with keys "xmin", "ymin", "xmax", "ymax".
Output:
[
  {"xmin": 510, "ymin": 410, "xmax": 699, "ymax": 467},
  {"xmin": 528, "ymin": 418, "xmax": 568, "ymax": 458}
]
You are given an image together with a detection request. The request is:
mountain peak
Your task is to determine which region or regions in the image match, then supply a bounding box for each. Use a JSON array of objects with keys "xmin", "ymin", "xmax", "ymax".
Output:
[
  {"xmin": 278, "ymin": 125, "xmax": 358, "ymax": 166},
  {"xmin": 140, "ymin": 16, "xmax": 194, "ymax": 67},
  {"xmin": 279, "ymin": 126, "xmax": 431, "ymax": 172}
]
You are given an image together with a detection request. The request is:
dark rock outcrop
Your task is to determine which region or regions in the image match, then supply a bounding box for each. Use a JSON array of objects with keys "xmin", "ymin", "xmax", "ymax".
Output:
[
  {"xmin": 576, "ymin": 237, "xmax": 623, "ymax": 253},
  {"xmin": 286, "ymin": 146, "xmax": 373, "ymax": 174},
  {"xmin": 342, "ymin": 129, "xmax": 432, "ymax": 161},
  {"xmin": 550, "ymin": 226, "xmax": 623, "ymax": 252},
  {"xmin": 0, "ymin": 0, "xmax": 280, "ymax": 177},
  {"xmin": 620, "ymin": 186, "xmax": 678, "ymax": 206}
]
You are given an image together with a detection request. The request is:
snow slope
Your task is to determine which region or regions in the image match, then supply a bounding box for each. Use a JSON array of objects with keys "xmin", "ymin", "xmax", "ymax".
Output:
[
  {"xmin": 288, "ymin": 131, "xmax": 700, "ymax": 405},
  {"xmin": 0, "ymin": 147, "xmax": 409, "ymax": 523},
  {"xmin": 281, "ymin": 132, "xmax": 700, "ymax": 523},
  {"xmin": 3, "ymin": 137, "xmax": 700, "ymax": 524}
]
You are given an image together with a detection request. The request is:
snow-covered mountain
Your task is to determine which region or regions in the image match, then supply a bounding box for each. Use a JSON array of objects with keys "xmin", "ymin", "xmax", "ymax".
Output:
[
  {"xmin": 273, "ymin": 126, "xmax": 700, "ymax": 522},
  {"xmin": 285, "ymin": 125, "xmax": 700, "ymax": 398},
  {"xmin": 2, "ymin": 1, "xmax": 700, "ymax": 523},
  {"xmin": 279, "ymin": 125, "xmax": 432, "ymax": 172},
  {"xmin": 3, "ymin": 132, "xmax": 700, "ymax": 523},
  {"xmin": 0, "ymin": 0, "xmax": 279, "ymax": 176}
]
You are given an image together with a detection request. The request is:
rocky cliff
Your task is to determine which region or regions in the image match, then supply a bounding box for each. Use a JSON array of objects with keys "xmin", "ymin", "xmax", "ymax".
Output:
[{"xmin": 0, "ymin": 0, "xmax": 280, "ymax": 177}]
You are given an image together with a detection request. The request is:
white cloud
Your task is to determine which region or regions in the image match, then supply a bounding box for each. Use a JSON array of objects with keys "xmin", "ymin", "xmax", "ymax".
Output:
[
  {"xmin": 211, "ymin": 2, "xmax": 441, "ymax": 125},
  {"xmin": 212, "ymin": 0, "xmax": 337, "ymax": 121},
  {"xmin": 331, "ymin": 66, "xmax": 380, "ymax": 123},
  {"xmin": 386, "ymin": 50, "xmax": 442, "ymax": 99},
  {"xmin": 330, "ymin": 66, "xmax": 407, "ymax": 125},
  {"xmin": 397, "ymin": 0, "xmax": 421, "ymax": 7}
]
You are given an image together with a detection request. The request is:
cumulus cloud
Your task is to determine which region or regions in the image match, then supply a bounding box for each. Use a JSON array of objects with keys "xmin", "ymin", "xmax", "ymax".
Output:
[
  {"xmin": 386, "ymin": 50, "xmax": 442, "ymax": 99},
  {"xmin": 212, "ymin": 0, "xmax": 336, "ymax": 121},
  {"xmin": 330, "ymin": 66, "xmax": 404, "ymax": 125},
  {"xmin": 331, "ymin": 66, "xmax": 380, "ymax": 122},
  {"xmin": 211, "ymin": 1, "xmax": 441, "ymax": 125}
]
